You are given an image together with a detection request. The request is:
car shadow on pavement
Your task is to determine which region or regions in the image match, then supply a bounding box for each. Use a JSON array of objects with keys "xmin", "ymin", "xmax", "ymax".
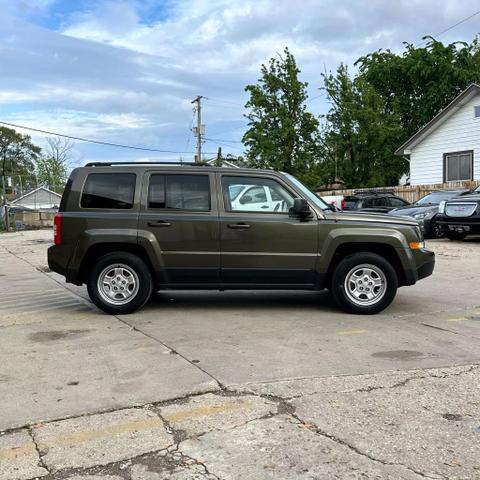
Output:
[{"xmin": 146, "ymin": 289, "xmax": 339, "ymax": 312}]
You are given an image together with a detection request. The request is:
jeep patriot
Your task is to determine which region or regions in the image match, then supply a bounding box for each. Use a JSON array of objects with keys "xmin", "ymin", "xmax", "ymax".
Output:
[{"xmin": 48, "ymin": 163, "xmax": 435, "ymax": 315}]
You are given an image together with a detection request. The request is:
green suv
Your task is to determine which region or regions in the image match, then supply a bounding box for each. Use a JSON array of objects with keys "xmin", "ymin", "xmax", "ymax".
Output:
[{"xmin": 48, "ymin": 163, "xmax": 435, "ymax": 315}]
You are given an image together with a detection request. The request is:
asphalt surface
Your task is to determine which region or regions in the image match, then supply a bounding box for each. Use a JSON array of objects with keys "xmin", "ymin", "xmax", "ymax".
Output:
[{"xmin": 0, "ymin": 230, "xmax": 479, "ymax": 479}]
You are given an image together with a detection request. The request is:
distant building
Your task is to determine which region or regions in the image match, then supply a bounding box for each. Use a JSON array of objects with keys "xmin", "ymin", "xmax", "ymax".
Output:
[
  {"xmin": 10, "ymin": 187, "xmax": 62, "ymax": 211},
  {"xmin": 396, "ymin": 83, "xmax": 480, "ymax": 185},
  {"xmin": 206, "ymin": 158, "xmax": 241, "ymax": 168}
]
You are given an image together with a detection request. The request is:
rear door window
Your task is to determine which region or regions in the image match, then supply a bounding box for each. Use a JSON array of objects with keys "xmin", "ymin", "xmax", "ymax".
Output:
[
  {"xmin": 389, "ymin": 197, "xmax": 408, "ymax": 207},
  {"xmin": 148, "ymin": 174, "xmax": 210, "ymax": 211},
  {"xmin": 81, "ymin": 173, "xmax": 136, "ymax": 209}
]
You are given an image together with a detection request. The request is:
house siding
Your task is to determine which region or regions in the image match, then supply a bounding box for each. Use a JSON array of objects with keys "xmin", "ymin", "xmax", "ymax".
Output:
[
  {"xmin": 13, "ymin": 188, "xmax": 61, "ymax": 210},
  {"xmin": 409, "ymin": 95, "xmax": 480, "ymax": 185}
]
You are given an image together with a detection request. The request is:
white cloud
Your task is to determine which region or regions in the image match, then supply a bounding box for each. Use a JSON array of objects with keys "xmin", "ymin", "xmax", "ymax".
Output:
[{"xmin": 1, "ymin": 0, "xmax": 480, "ymax": 163}]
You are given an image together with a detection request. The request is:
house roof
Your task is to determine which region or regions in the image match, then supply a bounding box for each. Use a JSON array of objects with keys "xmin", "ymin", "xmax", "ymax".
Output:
[
  {"xmin": 206, "ymin": 159, "xmax": 240, "ymax": 168},
  {"xmin": 395, "ymin": 83, "xmax": 480, "ymax": 156},
  {"xmin": 11, "ymin": 186, "xmax": 62, "ymax": 204}
]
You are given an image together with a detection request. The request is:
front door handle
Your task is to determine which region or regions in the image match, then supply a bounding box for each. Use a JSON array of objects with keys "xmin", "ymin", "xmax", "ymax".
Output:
[
  {"xmin": 227, "ymin": 222, "xmax": 251, "ymax": 230},
  {"xmin": 148, "ymin": 220, "xmax": 171, "ymax": 227}
]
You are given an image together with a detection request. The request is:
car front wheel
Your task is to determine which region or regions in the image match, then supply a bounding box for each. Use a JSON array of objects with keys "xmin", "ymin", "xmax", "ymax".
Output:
[
  {"xmin": 331, "ymin": 252, "xmax": 398, "ymax": 314},
  {"xmin": 87, "ymin": 252, "xmax": 153, "ymax": 314},
  {"xmin": 429, "ymin": 217, "xmax": 445, "ymax": 239}
]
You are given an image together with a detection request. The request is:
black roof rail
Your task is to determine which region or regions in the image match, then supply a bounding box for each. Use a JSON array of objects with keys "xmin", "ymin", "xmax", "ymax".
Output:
[
  {"xmin": 352, "ymin": 189, "xmax": 396, "ymax": 196},
  {"xmin": 84, "ymin": 161, "xmax": 206, "ymax": 167}
]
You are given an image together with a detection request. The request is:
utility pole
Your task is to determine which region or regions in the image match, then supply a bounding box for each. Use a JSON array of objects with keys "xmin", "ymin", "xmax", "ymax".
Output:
[
  {"xmin": 215, "ymin": 147, "xmax": 222, "ymax": 167},
  {"xmin": 191, "ymin": 96, "xmax": 204, "ymax": 163}
]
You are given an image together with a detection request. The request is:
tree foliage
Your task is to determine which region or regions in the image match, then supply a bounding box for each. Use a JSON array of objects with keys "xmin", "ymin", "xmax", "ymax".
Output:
[
  {"xmin": 356, "ymin": 37, "xmax": 480, "ymax": 139},
  {"xmin": 36, "ymin": 137, "xmax": 72, "ymax": 193},
  {"xmin": 243, "ymin": 48, "xmax": 320, "ymax": 187},
  {"xmin": 321, "ymin": 38, "xmax": 480, "ymax": 188},
  {"xmin": 321, "ymin": 65, "xmax": 405, "ymax": 187},
  {"xmin": 0, "ymin": 127, "xmax": 40, "ymax": 200}
]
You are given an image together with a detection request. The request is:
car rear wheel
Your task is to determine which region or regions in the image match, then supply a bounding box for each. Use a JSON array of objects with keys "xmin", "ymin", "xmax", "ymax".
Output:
[
  {"xmin": 331, "ymin": 252, "xmax": 398, "ymax": 314},
  {"xmin": 446, "ymin": 231, "xmax": 467, "ymax": 241},
  {"xmin": 87, "ymin": 252, "xmax": 152, "ymax": 314}
]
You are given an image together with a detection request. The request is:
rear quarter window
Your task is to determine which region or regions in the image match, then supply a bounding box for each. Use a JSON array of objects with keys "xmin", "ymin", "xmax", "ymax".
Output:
[{"xmin": 80, "ymin": 173, "xmax": 136, "ymax": 209}]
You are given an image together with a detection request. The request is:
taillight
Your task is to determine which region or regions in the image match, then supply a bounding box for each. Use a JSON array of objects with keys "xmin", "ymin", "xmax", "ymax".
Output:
[
  {"xmin": 341, "ymin": 199, "xmax": 345, "ymax": 210},
  {"xmin": 54, "ymin": 213, "xmax": 63, "ymax": 245}
]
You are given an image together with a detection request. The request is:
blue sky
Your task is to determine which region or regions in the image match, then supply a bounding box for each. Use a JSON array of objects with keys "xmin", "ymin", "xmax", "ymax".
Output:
[{"xmin": 0, "ymin": 0, "xmax": 479, "ymax": 166}]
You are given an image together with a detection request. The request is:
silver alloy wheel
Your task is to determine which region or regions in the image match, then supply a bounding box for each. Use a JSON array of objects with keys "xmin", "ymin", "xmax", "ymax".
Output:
[
  {"xmin": 344, "ymin": 263, "xmax": 387, "ymax": 306},
  {"xmin": 97, "ymin": 264, "xmax": 140, "ymax": 306}
]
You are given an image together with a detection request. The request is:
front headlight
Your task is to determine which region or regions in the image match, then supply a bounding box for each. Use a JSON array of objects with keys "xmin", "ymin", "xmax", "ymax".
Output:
[{"xmin": 438, "ymin": 201, "xmax": 446, "ymax": 214}]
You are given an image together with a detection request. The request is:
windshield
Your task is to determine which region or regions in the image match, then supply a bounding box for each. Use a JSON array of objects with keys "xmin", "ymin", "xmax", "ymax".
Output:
[
  {"xmin": 474, "ymin": 185, "xmax": 480, "ymax": 193},
  {"xmin": 416, "ymin": 191, "xmax": 462, "ymax": 205},
  {"xmin": 283, "ymin": 173, "xmax": 331, "ymax": 211}
]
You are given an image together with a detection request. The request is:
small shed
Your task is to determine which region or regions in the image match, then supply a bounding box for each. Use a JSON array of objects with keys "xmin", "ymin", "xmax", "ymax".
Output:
[{"xmin": 11, "ymin": 187, "xmax": 62, "ymax": 211}]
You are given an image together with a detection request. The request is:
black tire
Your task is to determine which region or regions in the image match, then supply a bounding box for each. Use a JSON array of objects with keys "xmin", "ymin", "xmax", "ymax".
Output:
[
  {"xmin": 331, "ymin": 252, "xmax": 398, "ymax": 315},
  {"xmin": 429, "ymin": 217, "xmax": 444, "ymax": 239},
  {"xmin": 87, "ymin": 252, "xmax": 153, "ymax": 314},
  {"xmin": 446, "ymin": 231, "xmax": 467, "ymax": 241}
]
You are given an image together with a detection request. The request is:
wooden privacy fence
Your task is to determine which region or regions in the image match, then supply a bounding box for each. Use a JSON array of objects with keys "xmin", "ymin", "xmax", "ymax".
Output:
[{"xmin": 318, "ymin": 180, "xmax": 480, "ymax": 204}]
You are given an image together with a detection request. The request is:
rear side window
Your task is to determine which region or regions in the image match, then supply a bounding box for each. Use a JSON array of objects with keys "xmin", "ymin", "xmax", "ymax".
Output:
[
  {"xmin": 81, "ymin": 173, "xmax": 136, "ymax": 209},
  {"xmin": 59, "ymin": 177, "xmax": 73, "ymax": 212},
  {"xmin": 148, "ymin": 174, "xmax": 210, "ymax": 211}
]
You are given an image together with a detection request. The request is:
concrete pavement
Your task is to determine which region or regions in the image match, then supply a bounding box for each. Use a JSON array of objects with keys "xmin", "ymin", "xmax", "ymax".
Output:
[{"xmin": 0, "ymin": 230, "xmax": 479, "ymax": 479}]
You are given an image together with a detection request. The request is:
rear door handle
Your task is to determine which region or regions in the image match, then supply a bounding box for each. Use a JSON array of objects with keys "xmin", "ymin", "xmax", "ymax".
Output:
[
  {"xmin": 148, "ymin": 220, "xmax": 171, "ymax": 227},
  {"xmin": 227, "ymin": 222, "xmax": 251, "ymax": 230}
]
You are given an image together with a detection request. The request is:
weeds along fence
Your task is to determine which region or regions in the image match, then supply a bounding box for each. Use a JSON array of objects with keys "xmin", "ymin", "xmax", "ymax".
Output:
[{"xmin": 317, "ymin": 180, "xmax": 480, "ymax": 204}]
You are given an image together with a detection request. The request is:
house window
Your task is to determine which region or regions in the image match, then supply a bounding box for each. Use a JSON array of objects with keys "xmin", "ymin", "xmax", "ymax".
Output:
[
  {"xmin": 475, "ymin": 105, "xmax": 480, "ymax": 118},
  {"xmin": 443, "ymin": 151, "xmax": 473, "ymax": 182}
]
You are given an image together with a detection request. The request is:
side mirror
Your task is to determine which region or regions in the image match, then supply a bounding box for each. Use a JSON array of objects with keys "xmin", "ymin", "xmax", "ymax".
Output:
[
  {"xmin": 290, "ymin": 198, "xmax": 312, "ymax": 220},
  {"xmin": 239, "ymin": 195, "xmax": 252, "ymax": 205}
]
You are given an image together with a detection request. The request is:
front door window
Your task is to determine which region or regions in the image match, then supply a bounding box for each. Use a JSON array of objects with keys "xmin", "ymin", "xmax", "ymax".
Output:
[{"xmin": 223, "ymin": 176, "xmax": 294, "ymax": 213}]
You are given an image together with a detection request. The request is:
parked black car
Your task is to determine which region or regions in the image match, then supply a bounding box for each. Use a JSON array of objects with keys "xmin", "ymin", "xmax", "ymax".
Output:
[
  {"xmin": 436, "ymin": 185, "xmax": 480, "ymax": 240},
  {"xmin": 389, "ymin": 189, "xmax": 470, "ymax": 238},
  {"xmin": 343, "ymin": 191, "xmax": 410, "ymax": 213}
]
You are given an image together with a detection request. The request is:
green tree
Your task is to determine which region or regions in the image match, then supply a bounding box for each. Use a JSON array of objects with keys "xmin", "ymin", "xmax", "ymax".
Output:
[
  {"xmin": 356, "ymin": 37, "xmax": 480, "ymax": 139},
  {"xmin": 321, "ymin": 65, "xmax": 404, "ymax": 188},
  {"xmin": 0, "ymin": 127, "xmax": 40, "ymax": 202},
  {"xmin": 243, "ymin": 48, "xmax": 320, "ymax": 187},
  {"xmin": 35, "ymin": 137, "xmax": 72, "ymax": 193}
]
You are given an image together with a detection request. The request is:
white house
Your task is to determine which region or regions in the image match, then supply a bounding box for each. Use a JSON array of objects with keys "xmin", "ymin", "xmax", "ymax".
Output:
[
  {"xmin": 396, "ymin": 83, "xmax": 480, "ymax": 185},
  {"xmin": 10, "ymin": 186, "xmax": 62, "ymax": 211}
]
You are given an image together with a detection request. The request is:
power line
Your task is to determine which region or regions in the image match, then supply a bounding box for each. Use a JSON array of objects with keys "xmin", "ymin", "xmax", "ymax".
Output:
[
  {"xmin": 184, "ymin": 108, "xmax": 196, "ymax": 153},
  {"xmin": 416, "ymin": 8, "xmax": 480, "ymax": 46},
  {"xmin": 0, "ymin": 121, "xmax": 217, "ymax": 155},
  {"xmin": 204, "ymin": 137, "xmax": 243, "ymax": 144},
  {"xmin": 206, "ymin": 97, "xmax": 246, "ymax": 108},
  {"xmin": 204, "ymin": 138, "xmax": 244, "ymax": 152}
]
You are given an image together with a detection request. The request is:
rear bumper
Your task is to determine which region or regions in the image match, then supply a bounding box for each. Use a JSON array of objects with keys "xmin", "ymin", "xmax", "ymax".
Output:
[
  {"xmin": 48, "ymin": 245, "xmax": 66, "ymax": 276},
  {"xmin": 48, "ymin": 245, "xmax": 81, "ymax": 284}
]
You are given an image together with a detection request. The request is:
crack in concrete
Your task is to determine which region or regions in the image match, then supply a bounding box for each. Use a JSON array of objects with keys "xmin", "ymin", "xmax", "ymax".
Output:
[
  {"xmin": 289, "ymin": 413, "xmax": 447, "ymax": 480},
  {"xmin": 356, "ymin": 364, "xmax": 480, "ymax": 393},
  {"xmin": 113, "ymin": 314, "xmax": 227, "ymax": 391},
  {"xmin": 171, "ymin": 443, "xmax": 222, "ymax": 480},
  {"xmin": 28, "ymin": 425, "xmax": 50, "ymax": 476}
]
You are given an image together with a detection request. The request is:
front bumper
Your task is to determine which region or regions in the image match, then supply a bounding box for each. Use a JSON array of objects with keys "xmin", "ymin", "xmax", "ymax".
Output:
[
  {"xmin": 436, "ymin": 213, "xmax": 480, "ymax": 234},
  {"xmin": 404, "ymin": 248, "xmax": 435, "ymax": 285}
]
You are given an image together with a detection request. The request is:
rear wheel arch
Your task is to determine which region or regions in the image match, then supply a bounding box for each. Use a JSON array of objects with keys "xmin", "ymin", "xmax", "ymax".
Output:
[{"xmin": 79, "ymin": 243, "xmax": 155, "ymax": 284}]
